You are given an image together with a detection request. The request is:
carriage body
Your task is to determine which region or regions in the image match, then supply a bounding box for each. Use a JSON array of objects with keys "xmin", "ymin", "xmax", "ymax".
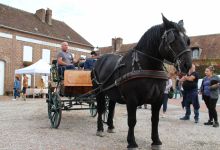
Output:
[{"xmin": 46, "ymin": 60, "xmax": 100, "ymax": 128}]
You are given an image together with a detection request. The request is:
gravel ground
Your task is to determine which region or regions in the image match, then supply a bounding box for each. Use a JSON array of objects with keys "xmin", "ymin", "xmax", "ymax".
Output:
[{"xmin": 0, "ymin": 98, "xmax": 220, "ymax": 150}]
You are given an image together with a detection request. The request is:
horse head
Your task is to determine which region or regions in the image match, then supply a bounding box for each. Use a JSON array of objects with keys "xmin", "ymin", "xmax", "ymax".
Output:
[{"xmin": 159, "ymin": 14, "xmax": 192, "ymax": 74}]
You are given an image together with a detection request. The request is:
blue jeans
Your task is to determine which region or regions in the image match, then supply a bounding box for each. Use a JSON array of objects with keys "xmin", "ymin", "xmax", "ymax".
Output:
[
  {"xmin": 58, "ymin": 65, "xmax": 75, "ymax": 78},
  {"xmin": 163, "ymin": 93, "xmax": 168, "ymax": 112},
  {"xmin": 14, "ymin": 88, "xmax": 20, "ymax": 98},
  {"xmin": 183, "ymin": 89, "xmax": 200, "ymax": 120},
  {"xmin": 185, "ymin": 106, "xmax": 199, "ymax": 120},
  {"xmin": 174, "ymin": 86, "xmax": 182, "ymax": 98}
]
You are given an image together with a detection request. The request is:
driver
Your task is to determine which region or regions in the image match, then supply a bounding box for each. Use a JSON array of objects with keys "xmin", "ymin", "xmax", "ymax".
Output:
[{"xmin": 57, "ymin": 42, "xmax": 78, "ymax": 78}]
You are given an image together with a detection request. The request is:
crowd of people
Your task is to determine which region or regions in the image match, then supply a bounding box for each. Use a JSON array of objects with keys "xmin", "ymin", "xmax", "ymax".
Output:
[
  {"xmin": 160, "ymin": 64, "xmax": 219, "ymax": 128},
  {"xmin": 13, "ymin": 74, "xmax": 46, "ymax": 100},
  {"xmin": 137, "ymin": 63, "xmax": 219, "ymax": 128}
]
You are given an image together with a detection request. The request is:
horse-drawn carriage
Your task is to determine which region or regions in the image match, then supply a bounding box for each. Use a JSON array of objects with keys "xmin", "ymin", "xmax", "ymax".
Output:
[
  {"xmin": 47, "ymin": 15, "xmax": 192, "ymax": 149},
  {"xmin": 46, "ymin": 60, "xmax": 108, "ymax": 128}
]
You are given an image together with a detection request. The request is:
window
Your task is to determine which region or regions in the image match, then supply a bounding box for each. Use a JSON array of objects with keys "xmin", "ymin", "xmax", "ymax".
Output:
[
  {"xmin": 192, "ymin": 48, "xmax": 200, "ymax": 59},
  {"xmin": 23, "ymin": 46, "xmax": 32, "ymax": 62},
  {"xmin": 42, "ymin": 49, "xmax": 50, "ymax": 63}
]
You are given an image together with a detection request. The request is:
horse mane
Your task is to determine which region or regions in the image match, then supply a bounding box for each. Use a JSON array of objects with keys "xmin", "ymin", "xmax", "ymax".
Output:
[{"xmin": 134, "ymin": 24, "xmax": 163, "ymax": 52}]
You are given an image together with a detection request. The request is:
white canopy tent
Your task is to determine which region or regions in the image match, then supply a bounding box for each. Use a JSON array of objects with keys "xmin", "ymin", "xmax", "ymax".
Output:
[
  {"xmin": 15, "ymin": 59, "xmax": 51, "ymax": 98},
  {"xmin": 15, "ymin": 59, "xmax": 50, "ymax": 75}
]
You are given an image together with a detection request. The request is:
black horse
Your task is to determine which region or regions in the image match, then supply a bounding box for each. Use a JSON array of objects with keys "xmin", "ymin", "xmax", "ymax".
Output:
[{"xmin": 92, "ymin": 15, "xmax": 192, "ymax": 149}]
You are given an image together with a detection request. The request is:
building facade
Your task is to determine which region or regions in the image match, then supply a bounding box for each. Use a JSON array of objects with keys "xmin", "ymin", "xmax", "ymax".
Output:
[{"xmin": 0, "ymin": 4, "xmax": 94, "ymax": 95}]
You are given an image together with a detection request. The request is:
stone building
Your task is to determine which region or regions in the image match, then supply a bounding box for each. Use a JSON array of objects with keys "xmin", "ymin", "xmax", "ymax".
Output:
[{"xmin": 0, "ymin": 4, "xmax": 94, "ymax": 95}]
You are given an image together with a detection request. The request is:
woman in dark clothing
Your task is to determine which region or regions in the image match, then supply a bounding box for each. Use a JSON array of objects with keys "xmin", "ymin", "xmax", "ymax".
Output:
[{"xmin": 200, "ymin": 66, "xmax": 220, "ymax": 127}]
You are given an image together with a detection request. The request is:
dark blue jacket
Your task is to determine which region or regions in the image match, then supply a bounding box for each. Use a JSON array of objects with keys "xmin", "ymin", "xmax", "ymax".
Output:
[{"xmin": 84, "ymin": 58, "xmax": 97, "ymax": 70}]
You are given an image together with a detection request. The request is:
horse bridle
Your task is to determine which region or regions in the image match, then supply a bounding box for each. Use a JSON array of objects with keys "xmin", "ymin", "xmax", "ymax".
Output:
[{"xmin": 160, "ymin": 28, "xmax": 191, "ymax": 71}]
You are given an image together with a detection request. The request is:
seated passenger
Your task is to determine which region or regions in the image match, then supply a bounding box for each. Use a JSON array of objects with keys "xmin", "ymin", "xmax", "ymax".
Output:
[
  {"xmin": 78, "ymin": 57, "xmax": 86, "ymax": 70},
  {"xmin": 57, "ymin": 42, "xmax": 78, "ymax": 77},
  {"xmin": 84, "ymin": 51, "xmax": 98, "ymax": 70}
]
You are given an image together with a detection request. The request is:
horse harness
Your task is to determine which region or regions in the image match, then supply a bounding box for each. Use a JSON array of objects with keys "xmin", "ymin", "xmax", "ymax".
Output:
[{"xmin": 92, "ymin": 50, "xmax": 168, "ymax": 94}]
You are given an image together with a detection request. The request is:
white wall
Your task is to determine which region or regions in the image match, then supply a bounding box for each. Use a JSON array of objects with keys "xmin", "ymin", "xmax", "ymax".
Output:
[{"xmin": 0, "ymin": 61, "xmax": 5, "ymax": 95}]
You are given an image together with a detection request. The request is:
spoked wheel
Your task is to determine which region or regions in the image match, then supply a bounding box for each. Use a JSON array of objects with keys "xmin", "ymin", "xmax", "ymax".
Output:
[
  {"xmin": 48, "ymin": 91, "xmax": 62, "ymax": 128},
  {"xmin": 89, "ymin": 102, "xmax": 97, "ymax": 117},
  {"xmin": 102, "ymin": 99, "xmax": 109, "ymax": 124}
]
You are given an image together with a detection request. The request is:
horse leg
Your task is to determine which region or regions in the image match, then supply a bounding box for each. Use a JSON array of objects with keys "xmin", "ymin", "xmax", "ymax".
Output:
[
  {"xmin": 151, "ymin": 103, "xmax": 162, "ymax": 146},
  {"xmin": 127, "ymin": 103, "xmax": 138, "ymax": 148},
  {"xmin": 96, "ymin": 92, "xmax": 106, "ymax": 137},
  {"xmin": 107, "ymin": 100, "xmax": 116, "ymax": 133}
]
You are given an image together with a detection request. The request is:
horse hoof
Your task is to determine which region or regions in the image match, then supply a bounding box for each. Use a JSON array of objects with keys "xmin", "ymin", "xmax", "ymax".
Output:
[
  {"xmin": 127, "ymin": 143, "xmax": 138, "ymax": 150},
  {"xmin": 96, "ymin": 131, "xmax": 104, "ymax": 137},
  {"xmin": 127, "ymin": 148, "xmax": 138, "ymax": 150},
  {"xmin": 107, "ymin": 128, "xmax": 115, "ymax": 133},
  {"xmin": 151, "ymin": 145, "xmax": 161, "ymax": 150}
]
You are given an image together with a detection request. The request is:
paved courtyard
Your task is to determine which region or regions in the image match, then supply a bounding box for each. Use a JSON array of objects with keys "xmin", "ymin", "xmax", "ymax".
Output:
[{"xmin": 0, "ymin": 97, "xmax": 220, "ymax": 150}]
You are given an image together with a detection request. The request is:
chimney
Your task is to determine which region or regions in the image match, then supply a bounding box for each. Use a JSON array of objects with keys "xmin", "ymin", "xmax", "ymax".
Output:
[
  {"xmin": 35, "ymin": 9, "xmax": 46, "ymax": 23},
  {"xmin": 45, "ymin": 8, "xmax": 52, "ymax": 25},
  {"xmin": 112, "ymin": 38, "xmax": 116, "ymax": 52},
  {"xmin": 115, "ymin": 37, "xmax": 123, "ymax": 51}
]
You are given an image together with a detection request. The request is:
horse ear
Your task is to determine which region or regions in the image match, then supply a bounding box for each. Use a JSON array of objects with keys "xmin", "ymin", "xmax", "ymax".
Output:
[
  {"xmin": 178, "ymin": 20, "xmax": 184, "ymax": 28},
  {"xmin": 162, "ymin": 14, "xmax": 170, "ymax": 28}
]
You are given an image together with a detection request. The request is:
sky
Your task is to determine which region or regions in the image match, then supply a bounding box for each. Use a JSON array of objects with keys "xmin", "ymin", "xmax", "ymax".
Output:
[{"xmin": 1, "ymin": 0, "xmax": 220, "ymax": 48}]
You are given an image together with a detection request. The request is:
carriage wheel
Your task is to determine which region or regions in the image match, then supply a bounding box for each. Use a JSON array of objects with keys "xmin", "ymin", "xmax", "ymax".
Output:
[
  {"xmin": 102, "ymin": 99, "xmax": 109, "ymax": 124},
  {"xmin": 89, "ymin": 102, "xmax": 97, "ymax": 117},
  {"xmin": 48, "ymin": 91, "xmax": 62, "ymax": 128}
]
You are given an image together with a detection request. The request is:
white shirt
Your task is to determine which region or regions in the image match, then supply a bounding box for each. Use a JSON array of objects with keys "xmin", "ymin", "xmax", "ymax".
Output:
[{"xmin": 164, "ymin": 78, "xmax": 173, "ymax": 94}]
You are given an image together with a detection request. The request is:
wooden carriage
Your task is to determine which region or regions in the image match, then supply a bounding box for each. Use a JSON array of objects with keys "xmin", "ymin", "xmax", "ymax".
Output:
[{"xmin": 46, "ymin": 61, "xmax": 109, "ymax": 128}]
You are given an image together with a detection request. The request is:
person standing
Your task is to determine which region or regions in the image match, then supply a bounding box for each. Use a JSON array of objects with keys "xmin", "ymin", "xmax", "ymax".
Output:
[
  {"xmin": 22, "ymin": 74, "xmax": 28, "ymax": 101},
  {"xmin": 200, "ymin": 66, "xmax": 220, "ymax": 127},
  {"xmin": 39, "ymin": 78, "xmax": 45, "ymax": 89},
  {"xmin": 174, "ymin": 76, "xmax": 182, "ymax": 98},
  {"xmin": 161, "ymin": 75, "xmax": 173, "ymax": 117},
  {"xmin": 13, "ymin": 76, "xmax": 21, "ymax": 100},
  {"xmin": 180, "ymin": 64, "xmax": 200, "ymax": 123},
  {"xmin": 39, "ymin": 78, "xmax": 45, "ymax": 98}
]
